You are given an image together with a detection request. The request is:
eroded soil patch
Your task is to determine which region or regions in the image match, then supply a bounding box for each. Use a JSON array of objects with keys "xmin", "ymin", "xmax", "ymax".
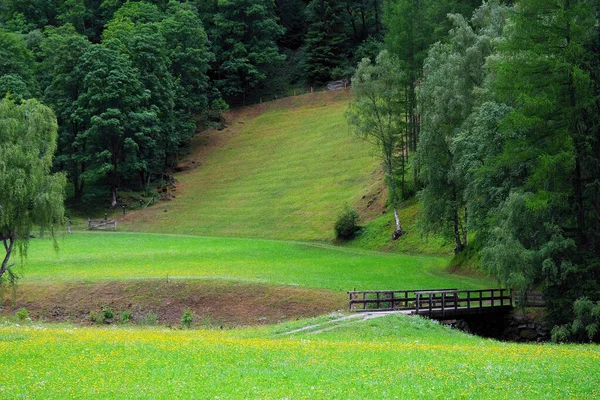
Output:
[{"xmin": 1, "ymin": 280, "xmax": 346, "ymax": 327}]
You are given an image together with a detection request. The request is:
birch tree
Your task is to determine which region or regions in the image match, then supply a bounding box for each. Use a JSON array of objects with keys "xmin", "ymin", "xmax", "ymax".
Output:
[{"xmin": 347, "ymin": 50, "xmax": 406, "ymax": 239}]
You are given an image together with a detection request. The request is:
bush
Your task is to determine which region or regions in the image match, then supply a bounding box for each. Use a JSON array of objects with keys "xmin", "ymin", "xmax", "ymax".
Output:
[
  {"xmin": 89, "ymin": 311, "xmax": 100, "ymax": 323},
  {"xmin": 101, "ymin": 305, "xmax": 114, "ymax": 322},
  {"xmin": 120, "ymin": 310, "xmax": 132, "ymax": 323},
  {"xmin": 181, "ymin": 309, "xmax": 194, "ymax": 329},
  {"xmin": 15, "ymin": 307, "xmax": 29, "ymax": 321},
  {"xmin": 334, "ymin": 206, "xmax": 360, "ymax": 239},
  {"xmin": 551, "ymin": 297, "xmax": 600, "ymax": 343},
  {"xmin": 140, "ymin": 312, "xmax": 159, "ymax": 326}
]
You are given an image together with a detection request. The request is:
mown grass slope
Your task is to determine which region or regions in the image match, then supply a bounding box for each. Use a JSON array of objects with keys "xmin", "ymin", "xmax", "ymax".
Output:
[
  {"xmin": 120, "ymin": 90, "xmax": 382, "ymax": 242},
  {"xmin": 1, "ymin": 314, "xmax": 598, "ymax": 398},
  {"xmin": 22, "ymin": 232, "xmax": 490, "ymax": 290}
]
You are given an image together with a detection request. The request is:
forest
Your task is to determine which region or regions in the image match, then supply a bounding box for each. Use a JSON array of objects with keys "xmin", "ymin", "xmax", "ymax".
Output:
[{"xmin": 1, "ymin": 0, "xmax": 599, "ymax": 342}]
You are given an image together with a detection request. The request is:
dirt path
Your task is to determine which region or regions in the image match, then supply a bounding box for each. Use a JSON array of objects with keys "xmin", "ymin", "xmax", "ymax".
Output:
[{"xmin": 278, "ymin": 310, "xmax": 410, "ymax": 336}]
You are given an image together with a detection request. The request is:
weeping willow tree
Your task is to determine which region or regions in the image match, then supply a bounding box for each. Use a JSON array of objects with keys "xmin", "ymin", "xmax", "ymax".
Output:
[
  {"xmin": 347, "ymin": 50, "xmax": 406, "ymax": 239},
  {"xmin": 0, "ymin": 98, "xmax": 66, "ymax": 280}
]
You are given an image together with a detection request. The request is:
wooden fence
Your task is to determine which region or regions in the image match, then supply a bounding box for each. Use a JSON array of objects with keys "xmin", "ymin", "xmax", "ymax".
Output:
[{"xmin": 88, "ymin": 217, "xmax": 117, "ymax": 231}]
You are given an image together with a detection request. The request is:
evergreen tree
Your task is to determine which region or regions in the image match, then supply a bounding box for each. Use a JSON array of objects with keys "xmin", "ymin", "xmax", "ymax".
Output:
[
  {"xmin": 209, "ymin": 0, "xmax": 285, "ymax": 105},
  {"xmin": 482, "ymin": 0, "xmax": 600, "ymax": 327},
  {"xmin": 303, "ymin": 0, "xmax": 349, "ymax": 85}
]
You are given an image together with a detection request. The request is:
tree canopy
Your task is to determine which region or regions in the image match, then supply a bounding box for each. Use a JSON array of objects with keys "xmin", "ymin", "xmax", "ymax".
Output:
[{"xmin": 0, "ymin": 97, "xmax": 66, "ymax": 279}]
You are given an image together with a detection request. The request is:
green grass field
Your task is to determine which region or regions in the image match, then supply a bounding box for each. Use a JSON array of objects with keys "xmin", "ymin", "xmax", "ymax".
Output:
[
  {"xmin": 119, "ymin": 91, "xmax": 382, "ymax": 242},
  {"xmin": 21, "ymin": 232, "xmax": 489, "ymax": 290},
  {"xmin": 4, "ymin": 93, "xmax": 598, "ymax": 398},
  {"xmin": 1, "ymin": 314, "xmax": 598, "ymax": 398}
]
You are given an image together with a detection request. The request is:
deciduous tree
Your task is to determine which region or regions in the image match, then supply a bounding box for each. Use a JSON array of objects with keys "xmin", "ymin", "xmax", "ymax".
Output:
[
  {"xmin": 347, "ymin": 51, "xmax": 406, "ymax": 238},
  {"xmin": 0, "ymin": 98, "xmax": 66, "ymax": 280}
]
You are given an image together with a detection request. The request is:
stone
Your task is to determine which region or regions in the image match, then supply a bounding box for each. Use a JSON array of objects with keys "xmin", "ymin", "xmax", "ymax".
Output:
[{"xmin": 520, "ymin": 328, "xmax": 538, "ymax": 340}]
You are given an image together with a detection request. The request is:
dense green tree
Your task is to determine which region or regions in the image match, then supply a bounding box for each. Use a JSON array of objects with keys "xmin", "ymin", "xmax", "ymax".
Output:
[
  {"xmin": 303, "ymin": 0, "xmax": 349, "ymax": 85},
  {"xmin": 385, "ymin": 0, "xmax": 481, "ymax": 167},
  {"xmin": 347, "ymin": 51, "xmax": 406, "ymax": 238},
  {"xmin": 0, "ymin": 98, "xmax": 66, "ymax": 279},
  {"xmin": 39, "ymin": 25, "xmax": 92, "ymax": 199},
  {"xmin": 481, "ymin": 0, "xmax": 600, "ymax": 328},
  {"xmin": 74, "ymin": 44, "xmax": 157, "ymax": 207},
  {"xmin": 0, "ymin": 28, "xmax": 37, "ymax": 99},
  {"xmin": 418, "ymin": 2, "xmax": 507, "ymax": 254},
  {"xmin": 0, "ymin": 0, "xmax": 60, "ymax": 32},
  {"xmin": 206, "ymin": 0, "xmax": 285, "ymax": 104},
  {"xmin": 160, "ymin": 1, "xmax": 213, "ymax": 115},
  {"xmin": 274, "ymin": 0, "xmax": 307, "ymax": 50}
]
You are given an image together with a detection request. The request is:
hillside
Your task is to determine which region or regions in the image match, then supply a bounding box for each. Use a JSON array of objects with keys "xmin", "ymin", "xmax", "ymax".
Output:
[{"xmin": 119, "ymin": 90, "xmax": 384, "ymax": 242}]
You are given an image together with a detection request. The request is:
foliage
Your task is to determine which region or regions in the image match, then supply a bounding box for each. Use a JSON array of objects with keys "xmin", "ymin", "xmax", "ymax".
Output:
[
  {"xmin": 0, "ymin": 98, "xmax": 66, "ymax": 280},
  {"xmin": 15, "ymin": 307, "xmax": 30, "ymax": 321},
  {"xmin": 0, "ymin": 28, "xmax": 37, "ymax": 99},
  {"xmin": 204, "ymin": 0, "xmax": 285, "ymax": 105},
  {"xmin": 101, "ymin": 305, "xmax": 114, "ymax": 321},
  {"xmin": 418, "ymin": 2, "xmax": 508, "ymax": 254},
  {"xmin": 303, "ymin": 0, "xmax": 349, "ymax": 85},
  {"xmin": 347, "ymin": 50, "xmax": 406, "ymax": 238},
  {"xmin": 140, "ymin": 311, "xmax": 159, "ymax": 326},
  {"xmin": 480, "ymin": 0, "xmax": 600, "ymax": 328},
  {"xmin": 38, "ymin": 24, "xmax": 91, "ymax": 200},
  {"xmin": 119, "ymin": 310, "xmax": 132, "ymax": 323},
  {"xmin": 181, "ymin": 309, "xmax": 194, "ymax": 329},
  {"xmin": 73, "ymin": 44, "xmax": 157, "ymax": 207},
  {"xmin": 552, "ymin": 297, "xmax": 600, "ymax": 343},
  {"xmin": 334, "ymin": 206, "xmax": 360, "ymax": 239}
]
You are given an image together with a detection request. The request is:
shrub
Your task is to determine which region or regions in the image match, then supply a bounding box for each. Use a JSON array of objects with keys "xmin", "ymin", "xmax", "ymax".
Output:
[
  {"xmin": 181, "ymin": 309, "xmax": 194, "ymax": 329},
  {"xmin": 120, "ymin": 310, "xmax": 132, "ymax": 323},
  {"xmin": 334, "ymin": 206, "xmax": 360, "ymax": 239},
  {"xmin": 551, "ymin": 297, "xmax": 600, "ymax": 343},
  {"xmin": 89, "ymin": 311, "xmax": 100, "ymax": 323},
  {"xmin": 101, "ymin": 305, "xmax": 114, "ymax": 322},
  {"xmin": 15, "ymin": 307, "xmax": 29, "ymax": 321},
  {"xmin": 140, "ymin": 312, "xmax": 159, "ymax": 326}
]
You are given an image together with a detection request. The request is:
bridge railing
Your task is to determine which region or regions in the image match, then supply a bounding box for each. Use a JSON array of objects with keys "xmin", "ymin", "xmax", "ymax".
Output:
[
  {"xmin": 348, "ymin": 288, "xmax": 458, "ymax": 312},
  {"xmin": 348, "ymin": 288, "xmax": 512, "ymax": 316},
  {"xmin": 414, "ymin": 289, "xmax": 512, "ymax": 317}
]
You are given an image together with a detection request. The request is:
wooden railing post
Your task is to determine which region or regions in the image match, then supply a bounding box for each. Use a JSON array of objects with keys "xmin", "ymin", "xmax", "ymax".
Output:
[
  {"xmin": 415, "ymin": 293, "xmax": 420, "ymax": 314},
  {"xmin": 479, "ymin": 291, "xmax": 483, "ymax": 309},
  {"xmin": 442, "ymin": 292, "xmax": 446, "ymax": 317}
]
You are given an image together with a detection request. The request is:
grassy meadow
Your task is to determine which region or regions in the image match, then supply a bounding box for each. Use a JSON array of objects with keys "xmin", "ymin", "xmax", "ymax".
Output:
[
  {"xmin": 21, "ymin": 232, "xmax": 488, "ymax": 290},
  {"xmin": 119, "ymin": 91, "xmax": 383, "ymax": 242},
  {"xmin": 3, "ymin": 92, "xmax": 598, "ymax": 399},
  {"xmin": 1, "ymin": 314, "xmax": 598, "ymax": 398}
]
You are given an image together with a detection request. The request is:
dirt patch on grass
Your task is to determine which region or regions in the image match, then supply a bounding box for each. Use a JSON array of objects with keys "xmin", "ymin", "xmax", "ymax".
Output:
[{"xmin": 1, "ymin": 280, "xmax": 346, "ymax": 327}]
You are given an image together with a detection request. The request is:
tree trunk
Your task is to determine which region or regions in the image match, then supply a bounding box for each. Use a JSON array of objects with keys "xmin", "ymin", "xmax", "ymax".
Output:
[
  {"xmin": 453, "ymin": 209, "xmax": 464, "ymax": 254},
  {"xmin": 387, "ymin": 157, "xmax": 403, "ymax": 239},
  {"xmin": 1, "ymin": 234, "xmax": 15, "ymax": 279},
  {"xmin": 462, "ymin": 207, "xmax": 468, "ymax": 248},
  {"xmin": 392, "ymin": 206, "xmax": 403, "ymax": 240}
]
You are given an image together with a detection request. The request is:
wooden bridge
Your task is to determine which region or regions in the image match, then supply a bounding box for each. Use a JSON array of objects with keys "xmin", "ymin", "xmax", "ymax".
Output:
[{"xmin": 348, "ymin": 288, "xmax": 513, "ymax": 319}]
